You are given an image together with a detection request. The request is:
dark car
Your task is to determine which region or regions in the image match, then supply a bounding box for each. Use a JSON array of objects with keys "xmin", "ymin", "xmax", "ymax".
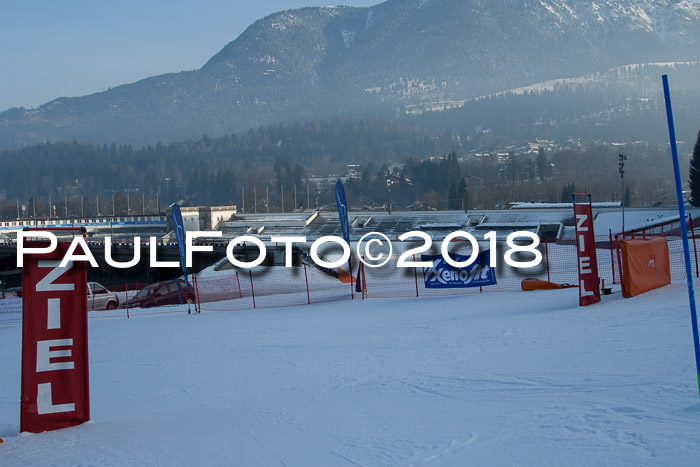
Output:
[{"xmin": 125, "ymin": 280, "xmax": 195, "ymax": 308}]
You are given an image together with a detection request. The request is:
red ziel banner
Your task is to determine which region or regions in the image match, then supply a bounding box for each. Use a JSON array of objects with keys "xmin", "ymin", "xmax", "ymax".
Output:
[
  {"xmin": 573, "ymin": 199, "xmax": 601, "ymax": 306},
  {"xmin": 21, "ymin": 241, "xmax": 90, "ymax": 433}
]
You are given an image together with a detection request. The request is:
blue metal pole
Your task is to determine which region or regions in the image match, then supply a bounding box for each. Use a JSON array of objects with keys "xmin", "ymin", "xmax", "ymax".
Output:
[{"xmin": 662, "ymin": 74, "xmax": 700, "ymax": 396}]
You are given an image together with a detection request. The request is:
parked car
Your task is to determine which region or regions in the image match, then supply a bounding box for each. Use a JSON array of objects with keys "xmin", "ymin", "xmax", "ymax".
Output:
[
  {"xmin": 87, "ymin": 282, "xmax": 119, "ymax": 311},
  {"xmin": 126, "ymin": 280, "xmax": 195, "ymax": 308},
  {"xmin": 3, "ymin": 287, "xmax": 23, "ymax": 299}
]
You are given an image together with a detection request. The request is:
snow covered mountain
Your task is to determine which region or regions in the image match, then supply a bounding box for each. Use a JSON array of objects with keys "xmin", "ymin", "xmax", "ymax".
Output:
[{"xmin": 1, "ymin": 0, "xmax": 699, "ymax": 149}]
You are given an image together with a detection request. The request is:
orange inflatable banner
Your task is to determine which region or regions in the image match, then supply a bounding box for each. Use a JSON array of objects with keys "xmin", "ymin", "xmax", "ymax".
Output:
[{"xmin": 620, "ymin": 237, "xmax": 671, "ymax": 298}]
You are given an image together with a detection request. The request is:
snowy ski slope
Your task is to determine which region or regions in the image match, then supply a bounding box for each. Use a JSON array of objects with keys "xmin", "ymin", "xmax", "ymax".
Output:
[{"xmin": 1, "ymin": 282, "xmax": 700, "ymax": 465}]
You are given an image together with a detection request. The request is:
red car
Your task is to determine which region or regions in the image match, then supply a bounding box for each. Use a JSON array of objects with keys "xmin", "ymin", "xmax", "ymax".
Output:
[{"xmin": 125, "ymin": 280, "xmax": 195, "ymax": 308}]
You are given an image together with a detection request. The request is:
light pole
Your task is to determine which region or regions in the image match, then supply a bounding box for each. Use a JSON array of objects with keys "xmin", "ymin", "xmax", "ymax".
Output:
[
  {"xmin": 387, "ymin": 182, "xmax": 392, "ymax": 214},
  {"xmin": 619, "ymin": 153, "xmax": 627, "ymax": 234}
]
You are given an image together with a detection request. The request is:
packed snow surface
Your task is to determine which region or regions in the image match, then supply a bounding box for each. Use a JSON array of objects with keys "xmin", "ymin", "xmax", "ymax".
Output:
[{"xmin": 2, "ymin": 282, "xmax": 700, "ymax": 465}]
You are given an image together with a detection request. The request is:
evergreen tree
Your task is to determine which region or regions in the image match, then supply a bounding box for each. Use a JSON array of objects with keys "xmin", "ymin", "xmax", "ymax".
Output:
[
  {"xmin": 457, "ymin": 177, "xmax": 468, "ymax": 212},
  {"xmin": 448, "ymin": 182, "xmax": 460, "ymax": 209},
  {"xmin": 561, "ymin": 183, "xmax": 576, "ymax": 203},
  {"xmin": 536, "ymin": 148, "xmax": 550, "ymax": 180},
  {"xmin": 690, "ymin": 129, "xmax": 700, "ymax": 207},
  {"xmin": 527, "ymin": 159, "xmax": 536, "ymax": 182}
]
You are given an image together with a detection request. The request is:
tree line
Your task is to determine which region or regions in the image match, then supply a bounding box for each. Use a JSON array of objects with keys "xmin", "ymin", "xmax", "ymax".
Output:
[
  {"xmin": 0, "ymin": 119, "xmax": 449, "ymax": 218},
  {"xmin": 0, "ymin": 117, "xmax": 694, "ymax": 219}
]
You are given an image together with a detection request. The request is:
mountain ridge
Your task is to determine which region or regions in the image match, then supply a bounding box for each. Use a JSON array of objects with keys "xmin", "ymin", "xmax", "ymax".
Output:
[{"xmin": 1, "ymin": 0, "xmax": 699, "ymax": 150}]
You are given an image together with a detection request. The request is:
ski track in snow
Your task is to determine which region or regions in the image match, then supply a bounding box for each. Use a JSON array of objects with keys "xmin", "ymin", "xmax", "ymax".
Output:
[{"xmin": 2, "ymin": 282, "xmax": 700, "ymax": 465}]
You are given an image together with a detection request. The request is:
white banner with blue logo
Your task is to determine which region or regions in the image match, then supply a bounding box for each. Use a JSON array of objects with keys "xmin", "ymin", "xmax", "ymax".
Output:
[{"xmin": 422, "ymin": 250, "xmax": 496, "ymax": 288}]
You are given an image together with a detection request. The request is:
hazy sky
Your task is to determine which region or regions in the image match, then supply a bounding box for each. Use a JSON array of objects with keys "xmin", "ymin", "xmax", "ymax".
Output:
[{"xmin": 0, "ymin": 0, "xmax": 380, "ymax": 111}]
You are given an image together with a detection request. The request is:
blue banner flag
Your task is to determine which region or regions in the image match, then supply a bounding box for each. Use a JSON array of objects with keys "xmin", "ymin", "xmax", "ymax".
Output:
[
  {"xmin": 335, "ymin": 181, "xmax": 354, "ymax": 298},
  {"xmin": 171, "ymin": 204, "xmax": 189, "ymax": 283},
  {"xmin": 422, "ymin": 250, "xmax": 497, "ymax": 288},
  {"xmin": 335, "ymin": 181, "xmax": 350, "ymax": 244},
  {"xmin": 171, "ymin": 204, "xmax": 192, "ymax": 313}
]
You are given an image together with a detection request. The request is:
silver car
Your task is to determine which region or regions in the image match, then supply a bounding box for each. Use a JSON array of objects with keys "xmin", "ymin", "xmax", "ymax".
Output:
[{"xmin": 87, "ymin": 282, "xmax": 119, "ymax": 311}]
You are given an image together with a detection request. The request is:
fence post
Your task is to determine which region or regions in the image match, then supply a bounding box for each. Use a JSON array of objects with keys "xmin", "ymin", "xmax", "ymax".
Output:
[
  {"xmin": 194, "ymin": 276, "xmax": 201, "ymax": 313},
  {"xmin": 361, "ymin": 260, "xmax": 367, "ymax": 299},
  {"xmin": 544, "ymin": 239, "xmax": 550, "ymax": 283},
  {"xmin": 609, "ymin": 229, "xmax": 616, "ymax": 284},
  {"xmin": 413, "ymin": 254, "xmax": 419, "ymax": 297},
  {"xmin": 235, "ymin": 271, "xmax": 243, "ymax": 299},
  {"xmin": 249, "ymin": 270, "xmax": 256, "ymax": 309},
  {"xmin": 690, "ymin": 214, "xmax": 699, "ymax": 278},
  {"xmin": 350, "ymin": 263, "xmax": 355, "ymax": 301},
  {"xmin": 125, "ymin": 282, "xmax": 130, "ymax": 319},
  {"xmin": 615, "ymin": 234, "xmax": 624, "ymax": 292},
  {"xmin": 303, "ymin": 263, "xmax": 310, "ymax": 305}
]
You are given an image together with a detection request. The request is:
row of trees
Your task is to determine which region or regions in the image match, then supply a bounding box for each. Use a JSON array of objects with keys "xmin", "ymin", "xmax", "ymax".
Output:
[
  {"xmin": 337, "ymin": 141, "xmax": 681, "ymax": 212},
  {"xmin": 0, "ymin": 142, "xmax": 688, "ymax": 218},
  {"xmin": 0, "ymin": 115, "xmax": 696, "ymax": 218},
  {"xmin": 0, "ymin": 118, "xmax": 449, "ymax": 218}
]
